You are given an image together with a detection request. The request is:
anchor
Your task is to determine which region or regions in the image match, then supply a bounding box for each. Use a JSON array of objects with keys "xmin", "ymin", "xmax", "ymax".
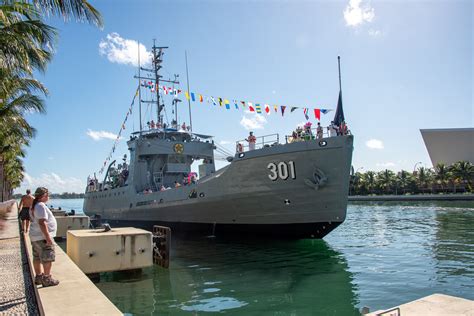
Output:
[{"xmin": 304, "ymin": 167, "xmax": 327, "ymax": 190}]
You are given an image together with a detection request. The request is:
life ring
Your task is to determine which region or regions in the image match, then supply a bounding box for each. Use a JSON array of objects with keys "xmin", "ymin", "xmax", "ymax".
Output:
[{"xmin": 236, "ymin": 143, "xmax": 243, "ymax": 153}]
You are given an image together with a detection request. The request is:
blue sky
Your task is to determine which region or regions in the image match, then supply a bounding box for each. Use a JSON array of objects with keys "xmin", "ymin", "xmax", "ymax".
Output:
[{"xmin": 15, "ymin": 0, "xmax": 473, "ymax": 193}]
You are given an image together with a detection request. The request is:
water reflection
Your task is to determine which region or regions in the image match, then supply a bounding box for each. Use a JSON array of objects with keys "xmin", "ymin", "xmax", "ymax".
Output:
[
  {"xmin": 327, "ymin": 201, "xmax": 474, "ymax": 311},
  {"xmin": 97, "ymin": 238, "xmax": 359, "ymax": 315},
  {"xmin": 434, "ymin": 209, "xmax": 474, "ymax": 290}
]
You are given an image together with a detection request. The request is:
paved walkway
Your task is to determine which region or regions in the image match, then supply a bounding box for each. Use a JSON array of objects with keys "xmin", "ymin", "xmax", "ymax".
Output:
[{"xmin": 0, "ymin": 201, "xmax": 39, "ymax": 315}]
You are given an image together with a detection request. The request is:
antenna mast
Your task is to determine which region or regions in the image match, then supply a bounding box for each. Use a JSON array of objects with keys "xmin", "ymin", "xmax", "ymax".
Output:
[
  {"xmin": 185, "ymin": 50, "xmax": 193, "ymax": 132},
  {"xmin": 152, "ymin": 39, "xmax": 163, "ymax": 121},
  {"xmin": 134, "ymin": 40, "xmax": 179, "ymax": 126},
  {"xmin": 138, "ymin": 42, "xmax": 142, "ymax": 132}
]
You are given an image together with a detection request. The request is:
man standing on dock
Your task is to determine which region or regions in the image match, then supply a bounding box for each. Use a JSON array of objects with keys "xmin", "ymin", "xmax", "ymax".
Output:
[
  {"xmin": 29, "ymin": 187, "xmax": 59, "ymax": 287},
  {"xmin": 18, "ymin": 189, "xmax": 34, "ymax": 233}
]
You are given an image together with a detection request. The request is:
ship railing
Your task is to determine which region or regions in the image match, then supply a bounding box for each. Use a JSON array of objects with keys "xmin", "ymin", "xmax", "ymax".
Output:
[
  {"xmin": 284, "ymin": 125, "xmax": 351, "ymax": 144},
  {"xmin": 235, "ymin": 133, "xmax": 280, "ymax": 153},
  {"xmin": 131, "ymin": 128, "xmax": 214, "ymax": 143}
]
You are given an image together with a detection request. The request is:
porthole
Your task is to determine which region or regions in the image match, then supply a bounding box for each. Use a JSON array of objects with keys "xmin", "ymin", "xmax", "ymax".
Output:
[
  {"xmin": 199, "ymin": 192, "xmax": 205, "ymax": 198},
  {"xmin": 238, "ymin": 153, "xmax": 245, "ymax": 158},
  {"xmin": 319, "ymin": 140, "xmax": 327, "ymax": 147}
]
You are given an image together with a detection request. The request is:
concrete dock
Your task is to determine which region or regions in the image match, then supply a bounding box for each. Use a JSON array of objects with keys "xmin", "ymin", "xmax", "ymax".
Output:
[
  {"xmin": 0, "ymin": 200, "xmax": 122, "ymax": 315},
  {"xmin": 366, "ymin": 293, "xmax": 474, "ymax": 316}
]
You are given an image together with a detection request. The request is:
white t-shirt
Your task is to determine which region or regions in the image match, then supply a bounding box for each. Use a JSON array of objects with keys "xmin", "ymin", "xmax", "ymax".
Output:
[{"xmin": 29, "ymin": 202, "xmax": 57, "ymax": 241}]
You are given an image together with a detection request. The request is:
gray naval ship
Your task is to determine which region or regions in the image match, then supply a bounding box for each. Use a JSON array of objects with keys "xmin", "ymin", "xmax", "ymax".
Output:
[{"xmin": 83, "ymin": 43, "xmax": 353, "ymax": 239}]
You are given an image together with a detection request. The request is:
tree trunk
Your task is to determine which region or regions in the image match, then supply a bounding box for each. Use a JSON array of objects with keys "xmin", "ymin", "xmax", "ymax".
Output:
[{"xmin": 0, "ymin": 160, "xmax": 4, "ymax": 202}]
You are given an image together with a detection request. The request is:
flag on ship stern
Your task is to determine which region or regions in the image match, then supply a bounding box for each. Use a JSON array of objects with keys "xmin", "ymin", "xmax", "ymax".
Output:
[{"xmin": 333, "ymin": 90, "xmax": 345, "ymax": 126}]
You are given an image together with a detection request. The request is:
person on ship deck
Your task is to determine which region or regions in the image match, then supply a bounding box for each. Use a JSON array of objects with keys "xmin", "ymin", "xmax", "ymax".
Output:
[
  {"xmin": 246, "ymin": 131, "xmax": 257, "ymax": 151},
  {"xmin": 316, "ymin": 122, "xmax": 323, "ymax": 139}
]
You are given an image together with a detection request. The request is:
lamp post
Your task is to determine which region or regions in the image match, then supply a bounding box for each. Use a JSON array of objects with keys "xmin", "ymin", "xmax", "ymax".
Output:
[{"xmin": 413, "ymin": 162, "xmax": 422, "ymax": 174}]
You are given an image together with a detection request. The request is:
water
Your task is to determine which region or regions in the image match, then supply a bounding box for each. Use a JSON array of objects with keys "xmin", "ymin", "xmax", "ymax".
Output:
[
  {"xmin": 47, "ymin": 198, "xmax": 84, "ymax": 213},
  {"xmin": 51, "ymin": 199, "xmax": 474, "ymax": 315}
]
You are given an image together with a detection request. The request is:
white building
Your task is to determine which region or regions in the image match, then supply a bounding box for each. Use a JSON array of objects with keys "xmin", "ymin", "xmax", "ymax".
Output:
[{"xmin": 420, "ymin": 128, "xmax": 474, "ymax": 166}]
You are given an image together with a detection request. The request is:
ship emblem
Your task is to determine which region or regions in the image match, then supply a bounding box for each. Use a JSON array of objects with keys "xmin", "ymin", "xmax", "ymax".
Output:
[
  {"xmin": 304, "ymin": 167, "xmax": 327, "ymax": 190},
  {"xmin": 173, "ymin": 143, "xmax": 184, "ymax": 154}
]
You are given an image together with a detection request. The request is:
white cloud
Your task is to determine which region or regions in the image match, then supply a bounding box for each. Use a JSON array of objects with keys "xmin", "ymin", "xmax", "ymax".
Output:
[
  {"xmin": 344, "ymin": 0, "xmax": 375, "ymax": 27},
  {"xmin": 240, "ymin": 115, "xmax": 267, "ymax": 130},
  {"xmin": 368, "ymin": 29, "xmax": 382, "ymax": 37},
  {"xmin": 16, "ymin": 172, "xmax": 85, "ymax": 194},
  {"xmin": 86, "ymin": 129, "xmax": 121, "ymax": 141},
  {"xmin": 99, "ymin": 33, "xmax": 152, "ymax": 66},
  {"xmin": 376, "ymin": 162, "xmax": 396, "ymax": 167},
  {"xmin": 366, "ymin": 139, "xmax": 384, "ymax": 149}
]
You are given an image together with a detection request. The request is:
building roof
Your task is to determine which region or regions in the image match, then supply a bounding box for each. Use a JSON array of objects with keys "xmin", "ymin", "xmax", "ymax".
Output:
[{"xmin": 420, "ymin": 128, "xmax": 474, "ymax": 166}]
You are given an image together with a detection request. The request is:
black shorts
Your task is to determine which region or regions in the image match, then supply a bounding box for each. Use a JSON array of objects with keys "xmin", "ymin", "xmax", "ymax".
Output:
[{"xmin": 19, "ymin": 207, "xmax": 30, "ymax": 221}]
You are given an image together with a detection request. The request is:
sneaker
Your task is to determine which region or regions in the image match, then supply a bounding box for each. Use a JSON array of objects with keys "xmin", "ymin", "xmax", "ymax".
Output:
[
  {"xmin": 41, "ymin": 275, "xmax": 59, "ymax": 287},
  {"xmin": 34, "ymin": 274, "xmax": 43, "ymax": 285}
]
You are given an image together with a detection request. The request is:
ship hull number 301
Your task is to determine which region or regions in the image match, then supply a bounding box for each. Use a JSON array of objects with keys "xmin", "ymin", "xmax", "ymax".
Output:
[{"xmin": 267, "ymin": 161, "xmax": 296, "ymax": 181}]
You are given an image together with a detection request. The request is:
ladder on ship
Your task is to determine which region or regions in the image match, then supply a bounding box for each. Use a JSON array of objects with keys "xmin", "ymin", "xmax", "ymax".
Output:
[{"xmin": 152, "ymin": 172, "xmax": 163, "ymax": 191}]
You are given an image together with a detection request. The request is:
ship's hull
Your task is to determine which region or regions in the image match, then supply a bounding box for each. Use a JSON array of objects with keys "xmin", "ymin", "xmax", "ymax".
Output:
[
  {"xmin": 92, "ymin": 219, "xmax": 343, "ymax": 239},
  {"xmin": 84, "ymin": 135, "xmax": 353, "ymax": 239}
]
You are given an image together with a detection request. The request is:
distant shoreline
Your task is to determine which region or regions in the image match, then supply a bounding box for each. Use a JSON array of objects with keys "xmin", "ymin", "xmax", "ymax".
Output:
[
  {"xmin": 12, "ymin": 194, "xmax": 85, "ymax": 199},
  {"xmin": 349, "ymin": 194, "xmax": 474, "ymax": 202}
]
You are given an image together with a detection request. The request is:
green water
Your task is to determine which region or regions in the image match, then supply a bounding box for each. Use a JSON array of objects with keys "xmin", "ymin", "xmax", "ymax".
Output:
[{"xmin": 57, "ymin": 200, "xmax": 474, "ymax": 315}]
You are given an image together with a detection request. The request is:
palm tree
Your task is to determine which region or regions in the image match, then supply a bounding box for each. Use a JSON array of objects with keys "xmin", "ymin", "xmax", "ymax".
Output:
[
  {"xmin": 32, "ymin": 0, "xmax": 103, "ymax": 27},
  {"xmin": 0, "ymin": 2, "xmax": 56, "ymax": 77},
  {"xmin": 415, "ymin": 167, "xmax": 433, "ymax": 193},
  {"xmin": 376, "ymin": 169, "xmax": 396, "ymax": 194},
  {"xmin": 397, "ymin": 170, "xmax": 413, "ymax": 194},
  {"xmin": 1, "ymin": 149, "xmax": 25, "ymax": 200},
  {"xmin": 450, "ymin": 161, "xmax": 474, "ymax": 193},
  {"xmin": 353, "ymin": 171, "xmax": 365, "ymax": 195},
  {"xmin": 0, "ymin": 70, "xmax": 48, "ymax": 201},
  {"xmin": 0, "ymin": 0, "xmax": 102, "ymax": 200},
  {"xmin": 433, "ymin": 162, "xmax": 451, "ymax": 193},
  {"xmin": 361, "ymin": 171, "xmax": 376, "ymax": 194}
]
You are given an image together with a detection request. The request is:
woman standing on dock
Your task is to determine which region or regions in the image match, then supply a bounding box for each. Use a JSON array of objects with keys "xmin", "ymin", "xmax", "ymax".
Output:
[{"xmin": 29, "ymin": 187, "xmax": 59, "ymax": 287}]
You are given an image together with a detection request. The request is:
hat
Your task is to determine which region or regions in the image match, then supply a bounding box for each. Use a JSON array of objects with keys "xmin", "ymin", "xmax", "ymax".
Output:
[{"xmin": 34, "ymin": 187, "xmax": 48, "ymax": 198}]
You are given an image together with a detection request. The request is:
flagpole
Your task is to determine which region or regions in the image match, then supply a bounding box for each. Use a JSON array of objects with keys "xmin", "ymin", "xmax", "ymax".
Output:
[
  {"xmin": 138, "ymin": 42, "xmax": 142, "ymax": 132},
  {"xmin": 338, "ymin": 56, "xmax": 342, "ymax": 92},
  {"xmin": 185, "ymin": 50, "xmax": 193, "ymax": 132}
]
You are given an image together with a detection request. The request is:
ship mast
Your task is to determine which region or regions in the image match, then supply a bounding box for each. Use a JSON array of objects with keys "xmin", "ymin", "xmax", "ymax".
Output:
[
  {"xmin": 135, "ymin": 40, "xmax": 179, "ymax": 127},
  {"xmin": 137, "ymin": 42, "xmax": 142, "ymax": 132}
]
